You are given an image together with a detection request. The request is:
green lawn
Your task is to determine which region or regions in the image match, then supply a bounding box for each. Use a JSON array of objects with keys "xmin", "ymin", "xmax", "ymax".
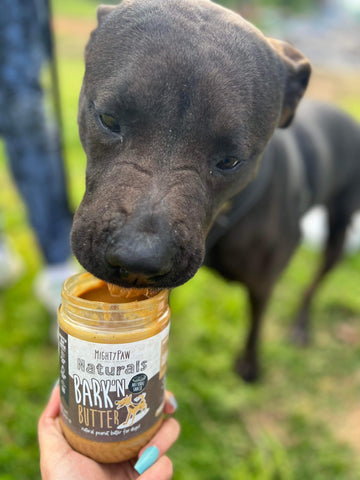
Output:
[{"xmin": 0, "ymin": 2, "xmax": 360, "ymax": 479}]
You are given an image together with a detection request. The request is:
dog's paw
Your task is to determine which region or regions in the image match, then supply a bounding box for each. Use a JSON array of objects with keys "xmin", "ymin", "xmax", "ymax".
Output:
[{"xmin": 235, "ymin": 356, "xmax": 260, "ymax": 383}]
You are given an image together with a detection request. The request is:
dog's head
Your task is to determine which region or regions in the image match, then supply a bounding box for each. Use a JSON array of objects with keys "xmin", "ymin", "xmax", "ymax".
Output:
[{"xmin": 71, "ymin": 0, "xmax": 310, "ymax": 289}]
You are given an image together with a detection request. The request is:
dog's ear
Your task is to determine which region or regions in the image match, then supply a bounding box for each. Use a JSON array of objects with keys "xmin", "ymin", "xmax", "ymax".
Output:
[
  {"xmin": 97, "ymin": 4, "xmax": 116, "ymax": 24},
  {"xmin": 269, "ymin": 38, "xmax": 311, "ymax": 128}
]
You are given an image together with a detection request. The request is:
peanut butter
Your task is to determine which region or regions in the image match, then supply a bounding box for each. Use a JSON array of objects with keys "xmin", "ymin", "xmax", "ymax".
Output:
[{"xmin": 58, "ymin": 272, "xmax": 170, "ymax": 463}]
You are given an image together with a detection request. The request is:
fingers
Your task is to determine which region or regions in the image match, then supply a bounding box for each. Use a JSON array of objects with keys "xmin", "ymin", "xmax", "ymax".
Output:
[
  {"xmin": 138, "ymin": 455, "xmax": 174, "ymax": 480},
  {"xmin": 38, "ymin": 385, "xmax": 180, "ymax": 480},
  {"xmin": 38, "ymin": 385, "xmax": 71, "ymax": 480},
  {"xmin": 164, "ymin": 391, "xmax": 178, "ymax": 415},
  {"xmin": 38, "ymin": 384, "xmax": 64, "ymax": 443},
  {"xmin": 134, "ymin": 391, "xmax": 179, "ymax": 477},
  {"xmin": 40, "ymin": 384, "xmax": 61, "ymax": 421},
  {"xmin": 126, "ymin": 391, "xmax": 180, "ymax": 479},
  {"xmin": 142, "ymin": 417, "xmax": 180, "ymax": 457},
  {"xmin": 137, "ymin": 390, "xmax": 179, "ymax": 461},
  {"xmin": 134, "ymin": 417, "xmax": 180, "ymax": 477},
  {"xmin": 38, "ymin": 384, "xmax": 61, "ymax": 442}
]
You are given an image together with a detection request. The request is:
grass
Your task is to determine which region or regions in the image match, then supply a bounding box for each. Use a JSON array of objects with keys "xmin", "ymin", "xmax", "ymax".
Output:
[
  {"xmin": 0, "ymin": 1, "xmax": 360, "ymax": 479},
  {"xmin": 168, "ymin": 253, "xmax": 360, "ymax": 480}
]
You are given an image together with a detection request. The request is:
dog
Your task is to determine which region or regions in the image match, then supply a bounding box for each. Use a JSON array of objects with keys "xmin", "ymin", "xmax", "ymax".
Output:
[{"xmin": 71, "ymin": 0, "xmax": 360, "ymax": 382}]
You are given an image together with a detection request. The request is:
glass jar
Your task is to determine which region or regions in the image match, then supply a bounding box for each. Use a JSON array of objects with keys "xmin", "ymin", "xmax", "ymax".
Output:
[{"xmin": 58, "ymin": 272, "xmax": 170, "ymax": 463}]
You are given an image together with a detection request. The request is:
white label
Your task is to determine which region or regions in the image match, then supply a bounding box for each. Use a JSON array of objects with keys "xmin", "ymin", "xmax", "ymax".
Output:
[{"xmin": 59, "ymin": 324, "xmax": 170, "ymax": 442}]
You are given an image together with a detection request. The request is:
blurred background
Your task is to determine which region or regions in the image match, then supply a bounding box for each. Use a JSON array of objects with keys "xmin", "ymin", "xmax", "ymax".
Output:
[{"xmin": 0, "ymin": 0, "xmax": 359, "ymax": 479}]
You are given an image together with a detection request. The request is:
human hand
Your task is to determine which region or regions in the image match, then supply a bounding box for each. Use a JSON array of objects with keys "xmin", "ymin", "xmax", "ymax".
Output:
[{"xmin": 38, "ymin": 385, "xmax": 180, "ymax": 480}]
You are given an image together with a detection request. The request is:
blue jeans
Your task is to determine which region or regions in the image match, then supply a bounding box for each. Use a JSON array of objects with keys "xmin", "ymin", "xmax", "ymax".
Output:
[{"xmin": 0, "ymin": 0, "xmax": 73, "ymax": 264}]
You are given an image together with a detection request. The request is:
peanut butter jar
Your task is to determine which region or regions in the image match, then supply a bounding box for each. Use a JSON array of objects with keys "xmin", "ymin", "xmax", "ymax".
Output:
[{"xmin": 58, "ymin": 272, "xmax": 170, "ymax": 463}]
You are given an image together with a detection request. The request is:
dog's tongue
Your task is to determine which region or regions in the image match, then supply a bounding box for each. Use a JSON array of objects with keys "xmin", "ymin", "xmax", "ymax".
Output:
[{"xmin": 107, "ymin": 283, "xmax": 155, "ymax": 300}]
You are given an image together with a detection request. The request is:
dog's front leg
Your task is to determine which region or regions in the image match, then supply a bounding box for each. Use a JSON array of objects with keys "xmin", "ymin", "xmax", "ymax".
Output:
[{"xmin": 235, "ymin": 286, "xmax": 272, "ymax": 382}]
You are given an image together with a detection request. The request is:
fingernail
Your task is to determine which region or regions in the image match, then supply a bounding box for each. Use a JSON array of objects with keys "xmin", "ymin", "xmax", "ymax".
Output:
[
  {"xmin": 167, "ymin": 393, "xmax": 178, "ymax": 412},
  {"xmin": 134, "ymin": 446, "xmax": 159, "ymax": 475}
]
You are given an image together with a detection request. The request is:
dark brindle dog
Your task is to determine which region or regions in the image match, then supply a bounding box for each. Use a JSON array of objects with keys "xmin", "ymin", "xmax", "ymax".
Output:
[{"xmin": 72, "ymin": 0, "xmax": 360, "ymax": 381}]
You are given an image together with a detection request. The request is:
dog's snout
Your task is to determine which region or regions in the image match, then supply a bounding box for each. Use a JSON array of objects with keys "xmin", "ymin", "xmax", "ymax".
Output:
[
  {"xmin": 106, "ymin": 241, "xmax": 170, "ymax": 277},
  {"xmin": 105, "ymin": 218, "xmax": 175, "ymax": 283}
]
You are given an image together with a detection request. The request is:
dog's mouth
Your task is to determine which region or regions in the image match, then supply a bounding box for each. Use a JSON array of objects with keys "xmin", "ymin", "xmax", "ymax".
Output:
[
  {"xmin": 99, "ymin": 253, "xmax": 201, "ymax": 290},
  {"xmin": 100, "ymin": 237, "xmax": 176, "ymax": 288},
  {"xmin": 106, "ymin": 267, "xmax": 170, "ymax": 289},
  {"xmin": 72, "ymin": 238, "xmax": 204, "ymax": 291},
  {"xmin": 71, "ymin": 203, "xmax": 207, "ymax": 291}
]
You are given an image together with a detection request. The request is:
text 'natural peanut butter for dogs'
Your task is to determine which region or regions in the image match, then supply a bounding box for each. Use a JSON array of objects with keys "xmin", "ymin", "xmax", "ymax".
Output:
[{"xmin": 58, "ymin": 272, "xmax": 170, "ymax": 463}]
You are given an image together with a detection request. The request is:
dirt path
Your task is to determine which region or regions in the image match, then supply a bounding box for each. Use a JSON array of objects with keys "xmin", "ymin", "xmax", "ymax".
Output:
[
  {"xmin": 53, "ymin": 16, "xmax": 95, "ymax": 40},
  {"xmin": 53, "ymin": 16, "xmax": 96, "ymax": 58},
  {"xmin": 308, "ymin": 68, "xmax": 360, "ymax": 104}
]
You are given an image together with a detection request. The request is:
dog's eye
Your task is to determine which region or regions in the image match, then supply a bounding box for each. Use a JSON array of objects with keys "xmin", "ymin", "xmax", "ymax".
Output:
[
  {"xmin": 216, "ymin": 157, "xmax": 242, "ymax": 171},
  {"xmin": 99, "ymin": 113, "xmax": 121, "ymax": 134}
]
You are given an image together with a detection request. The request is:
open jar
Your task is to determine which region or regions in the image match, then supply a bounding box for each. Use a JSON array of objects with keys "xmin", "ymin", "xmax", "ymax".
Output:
[{"xmin": 58, "ymin": 272, "xmax": 170, "ymax": 463}]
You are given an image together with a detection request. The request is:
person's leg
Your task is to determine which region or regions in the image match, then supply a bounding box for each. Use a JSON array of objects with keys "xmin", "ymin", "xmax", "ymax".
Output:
[
  {"xmin": 0, "ymin": 2, "xmax": 76, "ymax": 319},
  {"xmin": 4, "ymin": 87, "xmax": 76, "ymax": 317},
  {"xmin": 4, "ymin": 89, "xmax": 73, "ymax": 266},
  {"xmin": 0, "ymin": 0, "xmax": 73, "ymax": 267}
]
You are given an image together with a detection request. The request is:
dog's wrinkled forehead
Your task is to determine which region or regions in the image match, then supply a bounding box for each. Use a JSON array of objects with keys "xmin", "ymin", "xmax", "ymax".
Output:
[{"xmin": 83, "ymin": 0, "xmax": 284, "ymax": 146}]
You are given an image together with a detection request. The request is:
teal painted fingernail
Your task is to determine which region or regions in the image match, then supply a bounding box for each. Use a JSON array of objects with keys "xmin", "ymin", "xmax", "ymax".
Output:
[{"xmin": 134, "ymin": 446, "xmax": 159, "ymax": 475}]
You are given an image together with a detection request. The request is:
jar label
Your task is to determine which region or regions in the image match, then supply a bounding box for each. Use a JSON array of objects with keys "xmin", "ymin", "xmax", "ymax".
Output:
[{"xmin": 59, "ymin": 325, "xmax": 170, "ymax": 443}]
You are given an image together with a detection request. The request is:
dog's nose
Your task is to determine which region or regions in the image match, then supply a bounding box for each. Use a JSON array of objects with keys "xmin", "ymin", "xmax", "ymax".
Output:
[{"xmin": 105, "ymin": 234, "xmax": 174, "ymax": 281}]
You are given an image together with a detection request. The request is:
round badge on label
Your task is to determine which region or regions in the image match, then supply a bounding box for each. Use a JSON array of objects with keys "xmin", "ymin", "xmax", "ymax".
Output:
[{"xmin": 129, "ymin": 373, "xmax": 148, "ymax": 393}]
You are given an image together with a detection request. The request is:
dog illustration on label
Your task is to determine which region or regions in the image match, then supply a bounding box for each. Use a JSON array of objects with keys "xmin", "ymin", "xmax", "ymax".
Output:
[{"xmin": 115, "ymin": 393, "xmax": 149, "ymax": 428}]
